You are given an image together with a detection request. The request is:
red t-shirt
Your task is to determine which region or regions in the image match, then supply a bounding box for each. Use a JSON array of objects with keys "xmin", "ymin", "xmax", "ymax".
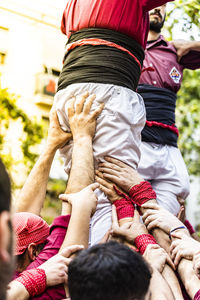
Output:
[{"xmin": 61, "ymin": 0, "xmax": 173, "ymax": 49}]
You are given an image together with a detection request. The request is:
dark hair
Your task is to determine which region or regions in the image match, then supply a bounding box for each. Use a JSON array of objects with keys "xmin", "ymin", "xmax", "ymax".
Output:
[
  {"xmin": 16, "ymin": 242, "xmax": 46, "ymax": 269},
  {"xmin": 68, "ymin": 241, "xmax": 152, "ymax": 300},
  {"xmin": 0, "ymin": 159, "xmax": 11, "ymax": 213}
]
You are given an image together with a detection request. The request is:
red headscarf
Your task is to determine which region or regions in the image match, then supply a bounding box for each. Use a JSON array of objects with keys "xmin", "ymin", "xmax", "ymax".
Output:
[{"xmin": 13, "ymin": 212, "xmax": 50, "ymax": 255}]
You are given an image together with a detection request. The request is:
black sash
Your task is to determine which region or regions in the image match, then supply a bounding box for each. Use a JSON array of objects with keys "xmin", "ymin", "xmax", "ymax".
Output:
[
  {"xmin": 57, "ymin": 28, "xmax": 144, "ymax": 92},
  {"xmin": 138, "ymin": 84, "xmax": 178, "ymax": 147}
]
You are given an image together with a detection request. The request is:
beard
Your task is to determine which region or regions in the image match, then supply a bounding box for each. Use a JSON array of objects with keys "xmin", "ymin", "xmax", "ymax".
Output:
[{"xmin": 149, "ymin": 15, "xmax": 165, "ymax": 33}]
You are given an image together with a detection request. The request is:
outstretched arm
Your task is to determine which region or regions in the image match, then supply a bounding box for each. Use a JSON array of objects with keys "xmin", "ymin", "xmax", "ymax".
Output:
[
  {"xmin": 15, "ymin": 107, "xmax": 72, "ymax": 215},
  {"xmin": 65, "ymin": 92, "xmax": 104, "ymax": 194},
  {"xmin": 172, "ymin": 40, "xmax": 200, "ymax": 62}
]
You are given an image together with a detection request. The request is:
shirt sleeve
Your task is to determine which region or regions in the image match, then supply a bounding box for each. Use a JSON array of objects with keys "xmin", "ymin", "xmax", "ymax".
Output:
[
  {"xmin": 142, "ymin": 0, "xmax": 174, "ymax": 12},
  {"xmin": 26, "ymin": 215, "xmax": 71, "ymax": 269},
  {"xmin": 180, "ymin": 50, "xmax": 200, "ymax": 70}
]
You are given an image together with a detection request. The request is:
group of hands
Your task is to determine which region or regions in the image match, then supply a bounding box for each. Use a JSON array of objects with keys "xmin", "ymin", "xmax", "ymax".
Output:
[{"xmin": 37, "ymin": 91, "xmax": 200, "ymax": 292}]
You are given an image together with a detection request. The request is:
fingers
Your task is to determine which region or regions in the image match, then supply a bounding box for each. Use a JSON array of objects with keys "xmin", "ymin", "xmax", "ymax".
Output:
[
  {"xmin": 142, "ymin": 210, "xmax": 157, "ymax": 223},
  {"xmin": 99, "ymin": 161, "xmax": 121, "ymax": 172},
  {"xmin": 99, "ymin": 229, "xmax": 112, "ymax": 244},
  {"xmin": 82, "ymin": 93, "xmax": 95, "ymax": 114},
  {"xmin": 88, "ymin": 182, "xmax": 99, "ymax": 192},
  {"xmin": 75, "ymin": 92, "xmax": 89, "ymax": 114},
  {"xmin": 60, "ymin": 245, "xmax": 84, "ymax": 258},
  {"xmin": 166, "ymin": 253, "xmax": 175, "ymax": 270},
  {"xmin": 67, "ymin": 96, "xmax": 76, "ymax": 118},
  {"xmin": 104, "ymin": 156, "xmax": 127, "ymax": 168},
  {"xmin": 90, "ymin": 102, "xmax": 104, "ymax": 120},
  {"xmin": 141, "ymin": 202, "xmax": 160, "ymax": 210},
  {"xmin": 145, "ymin": 219, "xmax": 160, "ymax": 232}
]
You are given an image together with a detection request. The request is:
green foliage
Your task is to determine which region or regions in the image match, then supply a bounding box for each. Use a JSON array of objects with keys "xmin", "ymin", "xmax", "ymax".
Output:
[
  {"xmin": 0, "ymin": 87, "xmax": 44, "ymax": 174},
  {"xmin": 41, "ymin": 178, "xmax": 66, "ymax": 224},
  {"xmin": 165, "ymin": 0, "xmax": 200, "ymax": 176},
  {"xmin": 176, "ymin": 69, "xmax": 200, "ymax": 175}
]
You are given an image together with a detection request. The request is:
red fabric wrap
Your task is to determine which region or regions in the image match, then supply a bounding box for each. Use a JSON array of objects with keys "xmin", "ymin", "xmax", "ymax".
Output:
[
  {"xmin": 146, "ymin": 120, "xmax": 179, "ymax": 136},
  {"xmin": 129, "ymin": 181, "xmax": 156, "ymax": 206},
  {"xmin": 15, "ymin": 268, "xmax": 46, "ymax": 297},
  {"xmin": 194, "ymin": 289, "xmax": 200, "ymax": 300},
  {"xmin": 135, "ymin": 234, "xmax": 157, "ymax": 255},
  {"xmin": 114, "ymin": 198, "xmax": 134, "ymax": 220},
  {"xmin": 13, "ymin": 212, "xmax": 50, "ymax": 255},
  {"xmin": 184, "ymin": 219, "xmax": 195, "ymax": 235},
  {"xmin": 65, "ymin": 38, "xmax": 142, "ymax": 70}
]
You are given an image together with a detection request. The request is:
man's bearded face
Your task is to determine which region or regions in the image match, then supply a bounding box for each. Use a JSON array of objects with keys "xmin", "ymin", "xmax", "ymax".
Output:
[{"xmin": 149, "ymin": 5, "xmax": 166, "ymax": 33}]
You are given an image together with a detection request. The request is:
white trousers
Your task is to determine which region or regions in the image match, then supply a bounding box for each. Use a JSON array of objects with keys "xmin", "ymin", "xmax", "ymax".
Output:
[
  {"xmin": 138, "ymin": 142, "xmax": 190, "ymax": 215},
  {"xmin": 54, "ymin": 82, "xmax": 146, "ymax": 245}
]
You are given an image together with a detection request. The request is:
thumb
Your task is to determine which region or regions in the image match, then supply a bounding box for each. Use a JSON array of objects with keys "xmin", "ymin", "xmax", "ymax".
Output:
[
  {"xmin": 88, "ymin": 182, "xmax": 99, "ymax": 191},
  {"xmin": 60, "ymin": 245, "xmax": 84, "ymax": 258},
  {"xmin": 59, "ymin": 193, "xmax": 71, "ymax": 202}
]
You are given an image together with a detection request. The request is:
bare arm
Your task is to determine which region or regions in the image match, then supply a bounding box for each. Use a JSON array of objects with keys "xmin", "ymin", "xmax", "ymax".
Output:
[
  {"xmin": 7, "ymin": 246, "xmax": 83, "ymax": 300},
  {"xmin": 172, "ymin": 40, "xmax": 200, "ymax": 61},
  {"xmin": 58, "ymin": 94, "xmax": 103, "ymax": 248},
  {"xmin": 65, "ymin": 93, "xmax": 103, "ymax": 194},
  {"xmin": 15, "ymin": 108, "xmax": 72, "ymax": 215}
]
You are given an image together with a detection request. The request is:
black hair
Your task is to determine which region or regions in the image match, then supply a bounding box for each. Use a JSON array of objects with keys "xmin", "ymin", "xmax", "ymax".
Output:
[
  {"xmin": 0, "ymin": 159, "xmax": 11, "ymax": 213},
  {"xmin": 68, "ymin": 241, "xmax": 151, "ymax": 300}
]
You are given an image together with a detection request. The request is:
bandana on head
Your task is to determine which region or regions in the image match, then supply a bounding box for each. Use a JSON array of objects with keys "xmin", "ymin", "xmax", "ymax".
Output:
[{"xmin": 13, "ymin": 212, "xmax": 50, "ymax": 256}]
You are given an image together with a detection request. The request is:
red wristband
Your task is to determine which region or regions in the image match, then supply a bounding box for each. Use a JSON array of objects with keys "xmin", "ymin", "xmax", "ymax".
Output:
[
  {"xmin": 15, "ymin": 268, "xmax": 46, "ymax": 297},
  {"xmin": 114, "ymin": 198, "xmax": 134, "ymax": 220},
  {"xmin": 135, "ymin": 234, "xmax": 157, "ymax": 255},
  {"xmin": 184, "ymin": 219, "xmax": 195, "ymax": 235},
  {"xmin": 129, "ymin": 181, "xmax": 156, "ymax": 206}
]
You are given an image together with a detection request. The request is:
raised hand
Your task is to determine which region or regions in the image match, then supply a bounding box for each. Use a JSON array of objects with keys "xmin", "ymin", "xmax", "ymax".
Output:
[{"xmin": 67, "ymin": 92, "xmax": 104, "ymax": 141}]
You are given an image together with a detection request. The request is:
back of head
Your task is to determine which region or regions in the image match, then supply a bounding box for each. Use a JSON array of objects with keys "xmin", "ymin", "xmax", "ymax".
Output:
[
  {"xmin": 13, "ymin": 212, "xmax": 50, "ymax": 256},
  {"xmin": 68, "ymin": 241, "xmax": 151, "ymax": 300},
  {"xmin": 0, "ymin": 159, "xmax": 11, "ymax": 212}
]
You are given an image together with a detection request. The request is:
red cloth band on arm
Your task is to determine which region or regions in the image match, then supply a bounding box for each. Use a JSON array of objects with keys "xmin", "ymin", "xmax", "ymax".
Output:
[
  {"xmin": 15, "ymin": 268, "xmax": 46, "ymax": 297},
  {"xmin": 114, "ymin": 198, "xmax": 134, "ymax": 220},
  {"xmin": 135, "ymin": 234, "xmax": 157, "ymax": 255},
  {"xmin": 184, "ymin": 219, "xmax": 195, "ymax": 235},
  {"xmin": 129, "ymin": 181, "xmax": 156, "ymax": 206}
]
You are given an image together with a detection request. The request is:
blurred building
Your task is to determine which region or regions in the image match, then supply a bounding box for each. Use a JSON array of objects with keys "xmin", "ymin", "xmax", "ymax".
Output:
[
  {"xmin": 0, "ymin": 0, "xmax": 67, "ymax": 119},
  {"xmin": 0, "ymin": 0, "xmax": 68, "ymax": 185}
]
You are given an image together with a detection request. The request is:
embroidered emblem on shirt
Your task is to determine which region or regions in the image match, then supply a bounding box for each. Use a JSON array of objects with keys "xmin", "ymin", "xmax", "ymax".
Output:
[{"xmin": 169, "ymin": 67, "xmax": 181, "ymax": 84}]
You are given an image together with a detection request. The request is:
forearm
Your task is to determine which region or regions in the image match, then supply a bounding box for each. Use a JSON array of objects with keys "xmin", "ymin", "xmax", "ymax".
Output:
[
  {"xmin": 178, "ymin": 258, "xmax": 200, "ymax": 299},
  {"xmin": 162, "ymin": 265, "xmax": 183, "ymax": 300},
  {"xmin": 66, "ymin": 136, "xmax": 94, "ymax": 194},
  {"xmin": 60, "ymin": 203, "xmax": 91, "ymax": 250},
  {"xmin": 188, "ymin": 41, "xmax": 200, "ymax": 52},
  {"xmin": 150, "ymin": 268, "xmax": 175, "ymax": 300},
  {"xmin": 7, "ymin": 281, "xmax": 29, "ymax": 300},
  {"xmin": 16, "ymin": 145, "xmax": 56, "ymax": 215}
]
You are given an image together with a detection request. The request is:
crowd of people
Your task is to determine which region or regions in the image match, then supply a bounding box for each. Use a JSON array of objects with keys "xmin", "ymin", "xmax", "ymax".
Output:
[{"xmin": 0, "ymin": 0, "xmax": 200, "ymax": 299}]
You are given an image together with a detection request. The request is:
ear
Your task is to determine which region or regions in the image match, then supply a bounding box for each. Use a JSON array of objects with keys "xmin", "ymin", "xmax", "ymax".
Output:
[
  {"xmin": 0, "ymin": 211, "xmax": 11, "ymax": 262},
  {"xmin": 27, "ymin": 243, "xmax": 38, "ymax": 262}
]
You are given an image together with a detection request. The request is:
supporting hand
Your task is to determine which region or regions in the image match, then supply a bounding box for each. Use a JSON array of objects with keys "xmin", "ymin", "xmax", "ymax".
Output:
[
  {"xmin": 67, "ymin": 92, "xmax": 104, "ymax": 141},
  {"xmin": 98, "ymin": 156, "xmax": 143, "ymax": 193}
]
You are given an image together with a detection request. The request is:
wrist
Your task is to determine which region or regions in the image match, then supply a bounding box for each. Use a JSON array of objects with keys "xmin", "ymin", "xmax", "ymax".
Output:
[
  {"xmin": 73, "ymin": 134, "xmax": 92, "ymax": 143},
  {"xmin": 169, "ymin": 226, "xmax": 187, "ymax": 240}
]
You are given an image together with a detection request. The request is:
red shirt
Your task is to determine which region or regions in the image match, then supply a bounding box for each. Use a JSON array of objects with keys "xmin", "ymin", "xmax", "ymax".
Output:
[
  {"xmin": 61, "ymin": 0, "xmax": 173, "ymax": 49},
  {"xmin": 14, "ymin": 215, "xmax": 70, "ymax": 299},
  {"xmin": 139, "ymin": 35, "xmax": 200, "ymax": 92}
]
